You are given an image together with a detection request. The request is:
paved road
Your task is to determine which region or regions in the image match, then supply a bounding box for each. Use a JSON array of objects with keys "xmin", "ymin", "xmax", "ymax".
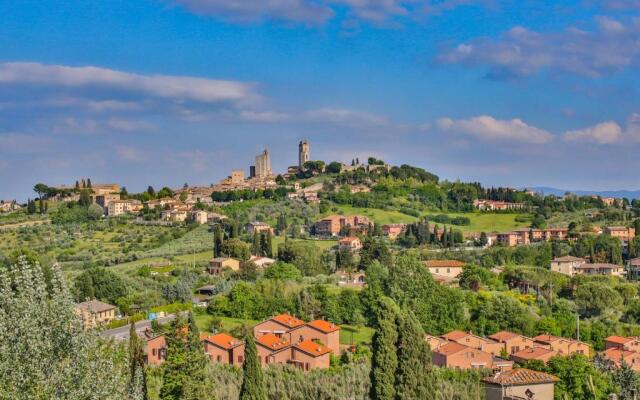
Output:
[{"xmin": 100, "ymin": 314, "xmax": 177, "ymax": 341}]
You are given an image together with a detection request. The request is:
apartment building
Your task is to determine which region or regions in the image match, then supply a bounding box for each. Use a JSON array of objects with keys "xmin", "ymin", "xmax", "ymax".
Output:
[
  {"xmin": 315, "ymin": 215, "xmax": 370, "ymax": 237},
  {"xmin": 424, "ymin": 259, "xmax": 466, "ymax": 279},
  {"xmin": 202, "ymin": 333, "xmax": 245, "ymax": 367},
  {"xmin": 382, "ymin": 223, "xmax": 407, "ymax": 239},
  {"xmin": 338, "ymin": 236, "xmax": 362, "ymax": 251},
  {"xmin": 208, "ymin": 257, "xmax": 241, "ymax": 275},
  {"xmin": 75, "ymin": 299, "xmax": 117, "ymax": 328}
]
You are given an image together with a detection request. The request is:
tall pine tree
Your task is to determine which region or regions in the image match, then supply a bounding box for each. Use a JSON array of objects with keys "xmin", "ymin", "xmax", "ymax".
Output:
[{"xmin": 239, "ymin": 335, "xmax": 267, "ymax": 400}]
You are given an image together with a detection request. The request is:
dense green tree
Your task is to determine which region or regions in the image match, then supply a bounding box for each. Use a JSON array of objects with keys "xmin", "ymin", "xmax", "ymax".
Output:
[
  {"xmin": 359, "ymin": 238, "xmax": 392, "ymax": 269},
  {"xmin": 221, "ymin": 238, "xmax": 251, "ymax": 261},
  {"xmin": 128, "ymin": 322, "xmax": 147, "ymax": 399},
  {"xmin": 239, "ymin": 335, "xmax": 267, "ymax": 400},
  {"xmin": 263, "ymin": 262, "xmax": 302, "ymax": 281},
  {"xmin": 277, "ymin": 241, "xmax": 326, "ymax": 276},
  {"xmin": 395, "ymin": 310, "xmax": 432, "ymax": 399},
  {"xmin": 73, "ymin": 267, "xmax": 128, "ymax": 305},
  {"xmin": 575, "ymin": 281, "xmax": 623, "ymax": 317},
  {"xmin": 614, "ymin": 360, "xmax": 640, "ymax": 400},
  {"xmin": 251, "ymin": 232, "xmax": 261, "ymax": 256},
  {"xmin": 369, "ymin": 297, "xmax": 400, "ymax": 400},
  {"xmin": 0, "ymin": 258, "xmax": 142, "ymax": 400},
  {"xmin": 546, "ymin": 354, "xmax": 615, "ymax": 400}
]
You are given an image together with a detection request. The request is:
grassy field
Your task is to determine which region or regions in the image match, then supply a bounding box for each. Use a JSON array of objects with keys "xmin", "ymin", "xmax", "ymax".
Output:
[
  {"xmin": 328, "ymin": 205, "xmax": 529, "ymax": 233},
  {"xmin": 272, "ymin": 236, "xmax": 338, "ymax": 252}
]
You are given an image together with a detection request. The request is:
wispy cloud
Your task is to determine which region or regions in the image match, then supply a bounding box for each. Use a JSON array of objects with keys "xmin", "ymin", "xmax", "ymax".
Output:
[
  {"xmin": 114, "ymin": 145, "xmax": 145, "ymax": 162},
  {"xmin": 167, "ymin": 0, "xmax": 482, "ymax": 24},
  {"xmin": 437, "ymin": 115, "xmax": 554, "ymax": 144},
  {"xmin": 0, "ymin": 62, "xmax": 259, "ymax": 105},
  {"xmin": 437, "ymin": 17, "xmax": 640, "ymax": 79}
]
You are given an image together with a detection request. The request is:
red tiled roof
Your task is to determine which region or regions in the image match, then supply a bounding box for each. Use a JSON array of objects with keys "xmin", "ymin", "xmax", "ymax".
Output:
[
  {"xmin": 482, "ymin": 368, "xmax": 559, "ymax": 385},
  {"xmin": 435, "ymin": 342, "xmax": 469, "ymax": 356},
  {"xmin": 441, "ymin": 330, "xmax": 470, "ymax": 341},
  {"xmin": 424, "ymin": 260, "xmax": 466, "ymax": 268},
  {"xmin": 602, "ymin": 348, "xmax": 636, "ymax": 366},
  {"xmin": 605, "ymin": 336, "xmax": 634, "ymax": 345},
  {"xmin": 512, "ymin": 347, "xmax": 555, "ymax": 360},
  {"xmin": 271, "ymin": 314, "xmax": 305, "ymax": 329},
  {"xmin": 552, "ymin": 256, "xmax": 585, "ymax": 262},
  {"xmin": 201, "ymin": 333, "xmax": 242, "ymax": 350},
  {"xmin": 488, "ymin": 331, "xmax": 519, "ymax": 342},
  {"xmin": 307, "ymin": 320, "xmax": 340, "ymax": 333},
  {"xmin": 294, "ymin": 340, "xmax": 331, "ymax": 357},
  {"xmin": 533, "ymin": 334, "xmax": 563, "ymax": 344},
  {"xmin": 339, "ymin": 236, "xmax": 360, "ymax": 244},
  {"xmin": 256, "ymin": 333, "xmax": 290, "ymax": 351}
]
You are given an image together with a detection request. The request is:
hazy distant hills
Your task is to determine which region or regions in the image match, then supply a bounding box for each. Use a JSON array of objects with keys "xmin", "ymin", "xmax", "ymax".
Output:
[{"xmin": 527, "ymin": 187, "xmax": 640, "ymax": 200}]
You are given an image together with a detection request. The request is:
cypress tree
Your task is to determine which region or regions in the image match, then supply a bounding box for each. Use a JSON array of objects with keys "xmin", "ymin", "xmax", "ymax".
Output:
[
  {"xmin": 252, "ymin": 232, "xmax": 261, "ymax": 256},
  {"xmin": 214, "ymin": 225, "xmax": 224, "ymax": 256},
  {"xmin": 266, "ymin": 232, "xmax": 273, "ymax": 258},
  {"xmin": 128, "ymin": 321, "xmax": 147, "ymax": 400},
  {"xmin": 369, "ymin": 297, "xmax": 399, "ymax": 400},
  {"xmin": 239, "ymin": 335, "xmax": 267, "ymax": 400},
  {"xmin": 395, "ymin": 310, "xmax": 432, "ymax": 400}
]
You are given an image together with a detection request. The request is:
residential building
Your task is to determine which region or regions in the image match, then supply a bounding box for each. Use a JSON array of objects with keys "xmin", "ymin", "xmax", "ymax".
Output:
[
  {"xmin": 424, "ymin": 259, "xmax": 466, "ymax": 279},
  {"xmin": 441, "ymin": 330, "xmax": 504, "ymax": 356},
  {"xmin": 162, "ymin": 209, "xmax": 188, "ymax": 222},
  {"xmin": 208, "ymin": 257, "xmax": 241, "ymax": 275},
  {"xmin": 533, "ymin": 334, "xmax": 590, "ymax": 356},
  {"xmin": 315, "ymin": 215, "xmax": 370, "ymax": 236},
  {"xmin": 382, "ymin": 223, "xmax": 407, "ymax": 239},
  {"xmin": 338, "ymin": 236, "xmax": 362, "ymax": 251},
  {"xmin": 107, "ymin": 199, "xmax": 138, "ymax": 217},
  {"xmin": 510, "ymin": 347, "xmax": 557, "ymax": 364},
  {"xmin": 0, "ymin": 200, "xmax": 19, "ymax": 212},
  {"xmin": 254, "ymin": 313, "xmax": 306, "ymax": 342},
  {"xmin": 474, "ymin": 200, "xmax": 526, "ymax": 211},
  {"xmin": 75, "ymin": 299, "xmax": 117, "ymax": 328},
  {"xmin": 298, "ymin": 139, "xmax": 310, "ymax": 169},
  {"xmin": 496, "ymin": 228, "xmax": 569, "ymax": 247},
  {"xmin": 246, "ymin": 221, "xmax": 273, "ymax": 235},
  {"xmin": 202, "ymin": 333, "xmax": 245, "ymax": 367},
  {"xmin": 424, "ymin": 334, "xmax": 449, "ymax": 351},
  {"xmin": 256, "ymin": 333, "xmax": 292, "ymax": 366},
  {"xmin": 431, "ymin": 342, "xmax": 512, "ymax": 371},
  {"xmin": 550, "ymin": 256, "xmax": 587, "ymax": 276},
  {"xmin": 94, "ymin": 193, "xmax": 120, "ymax": 209},
  {"xmin": 483, "ymin": 368, "xmax": 559, "ymax": 400},
  {"xmin": 488, "ymin": 331, "xmax": 536, "ymax": 355},
  {"xmin": 575, "ymin": 263, "xmax": 624, "ymax": 277},
  {"xmin": 605, "ymin": 336, "xmax": 640, "ymax": 352},
  {"xmin": 290, "ymin": 340, "xmax": 331, "ymax": 371},
  {"xmin": 249, "ymin": 256, "xmax": 276, "ymax": 268},
  {"xmin": 293, "ymin": 319, "xmax": 340, "ymax": 355},
  {"xmin": 603, "ymin": 226, "xmax": 636, "ymax": 243},
  {"xmin": 602, "ymin": 348, "xmax": 640, "ymax": 371},
  {"xmin": 255, "ymin": 149, "xmax": 273, "ymax": 178},
  {"xmin": 140, "ymin": 330, "xmax": 167, "ymax": 366},
  {"xmin": 335, "ymin": 270, "xmax": 365, "ymax": 286},
  {"xmin": 191, "ymin": 210, "xmax": 209, "ymax": 224}
]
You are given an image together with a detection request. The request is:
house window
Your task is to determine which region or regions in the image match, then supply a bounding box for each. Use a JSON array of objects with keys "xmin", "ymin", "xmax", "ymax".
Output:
[
  {"xmin": 217, "ymin": 355, "xmax": 222, "ymax": 362},
  {"xmin": 152, "ymin": 349, "xmax": 157, "ymax": 356},
  {"xmin": 305, "ymin": 363, "xmax": 310, "ymax": 371},
  {"xmin": 238, "ymin": 356, "xmax": 243, "ymax": 363},
  {"xmin": 447, "ymin": 268, "xmax": 451, "ymax": 273}
]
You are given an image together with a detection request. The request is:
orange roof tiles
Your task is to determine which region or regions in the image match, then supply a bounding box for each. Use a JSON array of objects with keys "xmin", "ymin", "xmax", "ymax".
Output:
[
  {"xmin": 605, "ymin": 336, "xmax": 634, "ymax": 345},
  {"xmin": 488, "ymin": 331, "xmax": 519, "ymax": 342},
  {"xmin": 424, "ymin": 260, "xmax": 466, "ymax": 268},
  {"xmin": 533, "ymin": 334, "xmax": 564, "ymax": 344},
  {"xmin": 339, "ymin": 236, "xmax": 360, "ymax": 243},
  {"xmin": 271, "ymin": 314, "xmax": 305, "ymax": 329},
  {"xmin": 256, "ymin": 333, "xmax": 290, "ymax": 351},
  {"xmin": 202, "ymin": 333, "xmax": 242, "ymax": 350},
  {"xmin": 483, "ymin": 368, "xmax": 559, "ymax": 385},
  {"xmin": 307, "ymin": 320, "xmax": 340, "ymax": 333},
  {"xmin": 435, "ymin": 342, "xmax": 469, "ymax": 356},
  {"xmin": 512, "ymin": 347, "xmax": 555, "ymax": 360},
  {"xmin": 294, "ymin": 340, "xmax": 331, "ymax": 357},
  {"xmin": 441, "ymin": 330, "xmax": 470, "ymax": 341}
]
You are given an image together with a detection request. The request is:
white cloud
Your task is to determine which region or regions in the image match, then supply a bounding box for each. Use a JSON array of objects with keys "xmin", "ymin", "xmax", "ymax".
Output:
[
  {"xmin": 563, "ymin": 121, "xmax": 622, "ymax": 144},
  {"xmin": 437, "ymin": 115, "xmax": 553, "ymax": 144},
  {"xmin": 115, "ymin": 145, "xmax": 145, "ymax": 162},
  {"xmin": 305, "ymin": 107, "xmax": 388, "ymax": 127},
  {"xmin": 438, "ymin": 17, "xmax": 640, "ymax": 78},
  {"xmin": 168, "ymin": 0, "xmax": 481, "ymax": 24},
  {"xmin": 0, "ymin": 62, "xmax": 258, "ymax": 105}
]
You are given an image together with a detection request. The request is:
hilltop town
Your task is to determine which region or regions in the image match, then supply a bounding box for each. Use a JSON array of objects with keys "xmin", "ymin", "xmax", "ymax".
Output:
[{"xmin": 3, "ymin": 139, "xmax": 640, "ymax": 400}]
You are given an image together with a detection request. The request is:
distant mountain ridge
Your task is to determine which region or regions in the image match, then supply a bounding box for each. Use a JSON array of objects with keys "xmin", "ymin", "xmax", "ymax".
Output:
[{"xmin": 526, "ymin": 187, "xmax": 640, "ymax": 200}]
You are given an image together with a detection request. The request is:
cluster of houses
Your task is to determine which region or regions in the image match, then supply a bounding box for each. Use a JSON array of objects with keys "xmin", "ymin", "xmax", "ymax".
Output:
[
  {"xmin": 426, "ymin": 330, "xmax": 590, "ymax": 371},
  {"xmin": 602, "ymin": 336, "xmax": 640, "ymax": 371},
  {"xmin": 0, "ymin": 199, "xmax": 20, "ymax": 213},
  {"xmin": 473, "ymin": 199, "xmax": 527, "ymax": 211},
  {"xmin": 487, "ymin": 225, "xmax": 636, "ymax": 248},
  {"xmin": 207, "ymin": 255, "xmax": 276, "ymax": 275},
  {"xmin": 550, "ymin": 256, "xmax": 626, "ymax": 278}
]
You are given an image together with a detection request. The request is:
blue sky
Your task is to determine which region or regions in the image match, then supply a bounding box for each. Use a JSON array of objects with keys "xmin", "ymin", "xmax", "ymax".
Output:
[{"xmin": 1, "ymin": 0, "xmax": 640, "ymax": 200}]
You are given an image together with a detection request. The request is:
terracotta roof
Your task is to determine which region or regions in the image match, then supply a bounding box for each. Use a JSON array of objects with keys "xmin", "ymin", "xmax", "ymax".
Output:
[
  {"xmin": 630, "ymin": 258, "xmax": 640, "ymax": 266},
  {"xmin": 307, "ymin": 319, "xmax": 340, "ymax": 333},
  {"xmin": 576, "ymin": 263, "xmax": 621, "ymax": 269},
  {"xmin": 256, "ymin": 333, "xmax": 290, "ymax": 351},
  {"xmin": 441, "ymin": 330, "xmax": 470, "ymax": 341},
  {"xmin": 294, "ymin": 340, "xmax": 331, "ymax": 357},
  {"xmin": 512, "ymin": 347, "xmax": 556, "ymax": 360},
  {"xmin": 533, "ymin": 334, "xmax": 564, "ymax": 344},
  {"xmin": 271, "ymin": 313, "xmax": 305, "ymax": 329},
  {"xmin": 434, "ymin": 342, "xmax": 469, "ymax": 356},
  {"xmin": 488, "ymin": 331, "xmax": 520, "ymax": 342},
  {"xmin": 552, "ymin": 256, "xmax": 585, "ymax": 262},
  {"xmin": 602, "ymin": 348, "xmax": 636, "ymax": 366},
  {"xmin": 339, "ymin": 236, "xmax": 360, "ymax": 244},
  {"xmin": 424, "ymin": 260, "xmax": 466, "ymax": 268},
  {"xmin": 201, "ymin": 333, "xmax": 242, "ymax": 350},
  {"xmin": 605, "ymin": 336, "xmax": 634, "ymax": 345},
  {"xmin": 483, "ymin": 368, "xmax": 559, "ymax": 385},
  {"xmin": 75, "ymin": 299, "xmax": 116, "ymax": 313}
]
